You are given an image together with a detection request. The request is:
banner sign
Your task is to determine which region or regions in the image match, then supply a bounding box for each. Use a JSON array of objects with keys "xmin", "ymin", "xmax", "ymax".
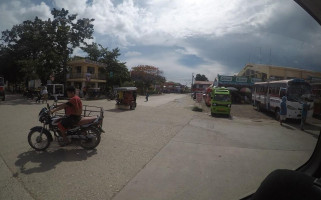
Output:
[{"xmin": 216, "ymin": 75, "xmax": 262, "ymax": 86}]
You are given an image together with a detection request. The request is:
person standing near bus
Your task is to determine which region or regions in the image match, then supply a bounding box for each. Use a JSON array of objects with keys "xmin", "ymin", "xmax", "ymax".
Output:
[
  {"xmin": 145, "ymin": 90, "xmax": 149, "ymax": 102},
  {"xmin": 300, "ymin": 100, "xmax": 309, "ymax": 130},
  {"xmin": 280, "ymin": 96, "xmax": 287, "ymax": 125}
]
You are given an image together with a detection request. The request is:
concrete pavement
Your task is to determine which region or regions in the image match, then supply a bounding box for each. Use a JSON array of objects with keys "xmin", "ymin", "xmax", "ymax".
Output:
[
  {"xmin": 0, "ymin": 94, "xmax": 319, "ymax": 200},
  {"xmin": 0, "ymin": 94, "xmax": 192, "ymax": 200},
  {"xmin": 113, "ymin": 102, "xmax": 319, "ymax": 200}
]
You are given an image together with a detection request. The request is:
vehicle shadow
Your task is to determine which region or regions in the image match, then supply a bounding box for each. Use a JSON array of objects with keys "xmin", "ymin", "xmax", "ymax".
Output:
[
  {"xmin": 211, "ymin": 114, "xmax": 233, "ymax": 120},
  {"xmin": 105, "ymin": 108, "xmax": 129, "ymax": 113},
  {"xmin": 15, "ymin": 148, "xmax": 97, "ymax": 175}
]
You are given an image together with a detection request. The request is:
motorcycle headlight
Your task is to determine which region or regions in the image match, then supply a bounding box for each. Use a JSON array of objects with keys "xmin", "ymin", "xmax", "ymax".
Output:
[
  {"xmin": 228, "ymin": 104, "xmax": 231, "ymax": 108},
  {"xmin": 213, "ymin": 103, "xmax": 217, "ymax": 106}
]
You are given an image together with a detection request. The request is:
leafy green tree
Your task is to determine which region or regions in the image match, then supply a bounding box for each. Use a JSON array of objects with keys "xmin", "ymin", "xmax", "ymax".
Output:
[
  {"xmin": 195, "ymin": 74, "xmax": 209, "ymax": 81},
  {"xmin": 0, "ymin": 8, "xmax": 95, "ymax": 86},
  {"xmin": 131, "ymin": 65, "xmax": 166, "ymax": 92},
  {"xmin": 51, "ymin": 8, "xmax": 95, "ymax": 84},
  {"xmin": 81, "ymin": 43, "xmax": 130, "ymax": 89}
]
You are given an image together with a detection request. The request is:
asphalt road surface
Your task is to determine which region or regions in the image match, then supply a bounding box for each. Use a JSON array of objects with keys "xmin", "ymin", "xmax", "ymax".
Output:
[{"xmin": 0, "ymin": 94, "xmax": 319, "ymax": 200}]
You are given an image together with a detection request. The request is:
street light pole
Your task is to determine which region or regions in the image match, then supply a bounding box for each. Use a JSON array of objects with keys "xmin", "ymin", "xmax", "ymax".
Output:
[{"xmin": 191, "ymin": 73, "xmax": 194, "ymax": 88}]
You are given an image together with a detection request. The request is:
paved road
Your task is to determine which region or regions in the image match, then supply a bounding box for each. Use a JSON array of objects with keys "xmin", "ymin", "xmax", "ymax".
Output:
[{"xmin": 0, "ymin": 94, "xmax": 319, "ymax": 200}]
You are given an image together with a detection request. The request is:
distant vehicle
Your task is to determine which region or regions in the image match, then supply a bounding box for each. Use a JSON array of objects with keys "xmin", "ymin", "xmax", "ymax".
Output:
[
  {"xmin": 210, "ymin": 87, "xmax": 231, "ymax": 116},
  {"xmin": 0, "ymin": 76, "xmax": 5, "ymax": 101},
  {"xmin": 204, "ymin": 86, "xmax": 213, "ymax": 107},
  {"xmin": 252, "ymin": 79, "xmax": 314, "ymax": 120},
  {"xmin": 114, "ymin": 87, "xmax": 137, "ymax": 110},
  {"xmin": 47, "ymin": 84, "xmax": 64, "ymax": 99}
]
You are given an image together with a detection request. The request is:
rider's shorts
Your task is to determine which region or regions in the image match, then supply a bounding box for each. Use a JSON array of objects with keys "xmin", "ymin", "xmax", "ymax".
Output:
[{"xmin": 58, "ymin": 115, "xmax": 81, "ymax": 131}]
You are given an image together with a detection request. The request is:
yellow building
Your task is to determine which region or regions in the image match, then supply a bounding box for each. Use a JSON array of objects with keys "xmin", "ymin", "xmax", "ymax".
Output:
[
  {"xmin": 238, "ymin": 63, "xmax": 321, "ymax": 82},
  {"xmin": 67, "ymin": 58, "xmax": 106, "ymax": 90}
]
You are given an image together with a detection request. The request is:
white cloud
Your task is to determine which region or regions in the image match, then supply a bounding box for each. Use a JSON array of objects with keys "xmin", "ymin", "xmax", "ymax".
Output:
[
  {"xmin": 124, "ymin": 51, "xmax": 142, "ymax": 57},
  {"xmin": 1, "ymin": 0, "xmax": 320, "ymax": 83},
  {"xmin": 47, "ymin": 0, "xmax": 281, "ymax": 46},
  {"xmin": 125, "ymin": 50, "xmax": 228, "ymax": 84},
  {"xmin": 0, "ymin": 1, "xmax": 51, "ymax": 31}
]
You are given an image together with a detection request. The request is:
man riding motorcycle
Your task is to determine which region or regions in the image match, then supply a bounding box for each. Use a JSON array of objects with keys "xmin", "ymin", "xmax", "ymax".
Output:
[{"xmin": 50, "ymin": 86, "xmax": 82, "ymax": 145}]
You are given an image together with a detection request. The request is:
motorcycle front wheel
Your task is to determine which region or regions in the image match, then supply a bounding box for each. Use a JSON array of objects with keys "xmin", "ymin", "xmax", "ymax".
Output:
[
  {"xmin": 79, "ymin": 128, "xmax": 101, "ymax": 150},
  {"xmin": 28, "ymin": 130, "xmax": 51, "ymax": 151}
]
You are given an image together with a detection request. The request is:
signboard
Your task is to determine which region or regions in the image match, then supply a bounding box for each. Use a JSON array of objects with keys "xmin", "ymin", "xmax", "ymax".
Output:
[
  {"xmin": 236, "ymin": 77, "xmax": 248, "ymax": 83},
  {"xmin": 251, "ymin": 78, "xmax": 262, "ymax": 83},
  {"xmin": 220, "ymin": 76, "xmax": 233, "ymax": 82},
  {"xmin": 196, "ymin": 93, "xmax": 203, "ymax": 103},
  {"xmin": 217, "ymin": 75, "xmax": 252, "ymax": 86}
]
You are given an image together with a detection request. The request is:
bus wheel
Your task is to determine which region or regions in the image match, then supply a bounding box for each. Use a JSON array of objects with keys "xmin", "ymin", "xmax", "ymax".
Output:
[{"xmin": 275, "ymin": 108, "xmax": 280, "ymax": 121}]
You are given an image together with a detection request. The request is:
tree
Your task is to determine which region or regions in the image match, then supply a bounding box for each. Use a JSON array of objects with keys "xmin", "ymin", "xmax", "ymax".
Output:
[
  {"xmin": 0, "ymin": 8, "xmax": 95, "ymax": 86},
  {"xmin": 81, "ymin": 43, "xmax": 130, "ymax": 89},
  {"xmin": 195, "ymin": 74, "xmax": 209, "ymax": 81},
  {"xmin": 51, "ymin": 8, "xmax": 95, "ymax": 84},
  {"xmin": 131, "ymin": 65, "xmax": 166, "ymax": 92}
]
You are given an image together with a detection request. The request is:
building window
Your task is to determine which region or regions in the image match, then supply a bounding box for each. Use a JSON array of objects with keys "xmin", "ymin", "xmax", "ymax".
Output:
[
  {"xmin": 87, "ymin": 67, "xmax": 95, "ymax": 74},
  {"xmin": 76, "ymin": 66, "xmax": 81, "ymax": 73}
]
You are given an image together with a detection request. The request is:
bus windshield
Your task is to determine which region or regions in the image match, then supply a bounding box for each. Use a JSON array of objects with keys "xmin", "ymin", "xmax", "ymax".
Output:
[
  {"xmin": 214, "ymin": 94, "xmax": 230, "ymax": 102},
  {"xmin": 287, "ymin": 82, "xmax": 311, "ymax": 101}
]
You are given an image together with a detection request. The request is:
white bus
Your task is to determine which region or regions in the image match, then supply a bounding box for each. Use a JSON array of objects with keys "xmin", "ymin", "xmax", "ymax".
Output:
[{"xmin": 252, "ymin": 79, "xmax": 313, "ymax": 120}]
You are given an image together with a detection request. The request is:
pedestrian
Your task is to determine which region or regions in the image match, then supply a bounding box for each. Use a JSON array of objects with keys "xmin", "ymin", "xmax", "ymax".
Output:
[
  {"xmin": 41, "ymin": 85, "xmax": 48, "ymax": 103},
  {"xmin": 279, "ymin": 96, "xmax": 287, "ymax": 125},
  {"xmin": 82, "ymin": 86, "xmax": 87, "ymax": 97},
  {"xmin": 300, "ymin": 99, "xmax": 309, "ymax": 130},
  {"xmin": 145, "ymin": 91, "xmax": 149, "ymax": 102}
]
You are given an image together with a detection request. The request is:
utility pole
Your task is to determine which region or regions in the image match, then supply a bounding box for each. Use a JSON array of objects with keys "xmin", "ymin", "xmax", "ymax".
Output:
[{"xmin": 191, "ymin": 73, "xmax": 194, "ymax": 88}]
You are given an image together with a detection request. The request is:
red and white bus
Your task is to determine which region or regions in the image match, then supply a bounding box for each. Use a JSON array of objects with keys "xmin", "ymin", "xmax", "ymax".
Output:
[{"xmin": 252, "ymin": 79, "xmax": 313, "ymax": 120}]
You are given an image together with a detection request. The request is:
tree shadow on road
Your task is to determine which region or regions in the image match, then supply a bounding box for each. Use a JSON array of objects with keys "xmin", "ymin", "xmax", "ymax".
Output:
[
  {"xmin": 0, "ymin": 98, "xmax": 51, "ymax": 106},
  {"xmin": 15, "ymin": 149, "xmax": 97, "ymax": 175}
]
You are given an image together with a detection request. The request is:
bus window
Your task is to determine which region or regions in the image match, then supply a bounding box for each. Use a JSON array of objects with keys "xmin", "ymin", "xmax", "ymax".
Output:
[{"xmin": 280, "ymin": 88, "xmax": 287, "ymax": 98}]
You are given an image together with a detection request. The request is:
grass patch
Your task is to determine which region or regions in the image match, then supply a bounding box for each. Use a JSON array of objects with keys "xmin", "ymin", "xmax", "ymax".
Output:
[{"xmin": 192, "ymin": 106, "xmax": 203, "ymax": 112}]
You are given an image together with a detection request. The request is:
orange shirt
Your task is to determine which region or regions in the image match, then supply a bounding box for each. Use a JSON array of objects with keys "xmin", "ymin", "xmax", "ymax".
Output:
[{"xmin": 65, "ymin": 96, "xmax": 82, "ymax": 116}]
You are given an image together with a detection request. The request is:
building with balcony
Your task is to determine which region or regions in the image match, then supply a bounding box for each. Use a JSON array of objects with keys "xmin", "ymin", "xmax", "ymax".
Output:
[
  {"xmin": 238, "ymin": 63, "xmax": 321, "ymax": 82},
  {"xmin": 67, "ymin": 58, "xmax": 107, "ymax": 91}
]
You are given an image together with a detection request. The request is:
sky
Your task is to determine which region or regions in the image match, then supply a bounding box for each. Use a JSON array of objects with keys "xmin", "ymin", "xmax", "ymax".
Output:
[{"xmin": 1, "ymin": 0, "xmax": 321, "ymax": 85}]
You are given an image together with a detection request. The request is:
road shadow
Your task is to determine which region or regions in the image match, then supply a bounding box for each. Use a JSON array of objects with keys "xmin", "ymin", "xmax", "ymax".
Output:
[
  {"xmin": 105, "ymin": 108, "xmax": 129, "ymax": 113},
  {"xmin": 15, "ymin": 148, "xmax": 97, "ymax": 175},
  {"xmin": 211, "ymin": 114, "xmax": 233, "ymax": 120},
  {"xmin": 0, "ymin": 97, "xmax": 56, "ymax": 106},
  {"xmin": 285, "ymin": 121, "xmax": 321, "ymax": 139},
  {"xmin": 0, "ymin": 98, "xmax": 37, "ymax": 106}
]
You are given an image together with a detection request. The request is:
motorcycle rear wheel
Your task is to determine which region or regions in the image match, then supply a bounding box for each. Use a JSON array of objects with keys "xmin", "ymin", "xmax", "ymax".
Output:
[
  {"xmin": 79, "ymin": 128, "xmax": 101, "ymax": 150},
  {"xmin": 28, "ymin": 130, "xmax": 50, "ymax": 151}
]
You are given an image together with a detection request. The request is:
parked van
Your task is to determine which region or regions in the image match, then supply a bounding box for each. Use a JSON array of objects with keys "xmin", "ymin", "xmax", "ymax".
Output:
[
  {"xmin": 47, "ymin": 84, "xmax": 64, "ymax": 99},
  {"xmin": 211, "ymin": 87, "xmax": 231, "ymax": 116}
]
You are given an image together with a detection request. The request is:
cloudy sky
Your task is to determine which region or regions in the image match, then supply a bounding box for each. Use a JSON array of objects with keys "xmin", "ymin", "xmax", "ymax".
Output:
[{"xmin": 1, "ymin": 0, "xmax": 321, "ymax": 84}]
